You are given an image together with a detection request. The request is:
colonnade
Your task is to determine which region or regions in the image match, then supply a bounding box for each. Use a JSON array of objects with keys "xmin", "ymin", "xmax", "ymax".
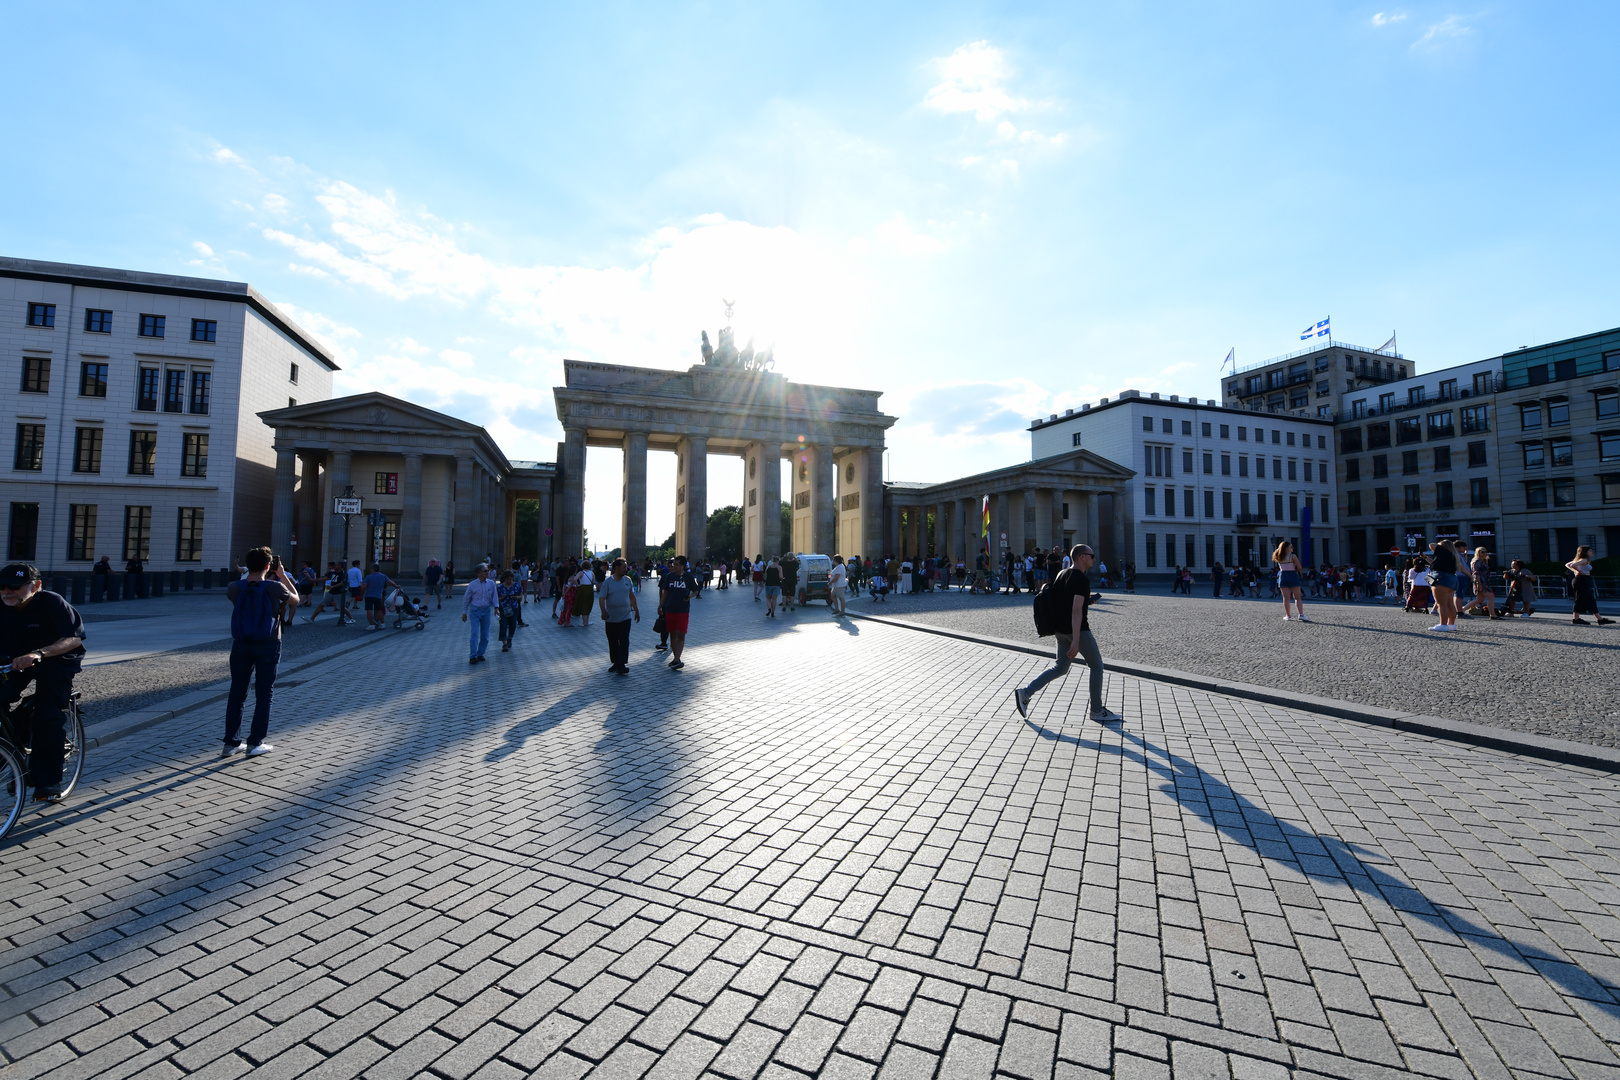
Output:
[{"xmin": 886, "ymin": 486, "xmax": 1122, "ymax": 565}]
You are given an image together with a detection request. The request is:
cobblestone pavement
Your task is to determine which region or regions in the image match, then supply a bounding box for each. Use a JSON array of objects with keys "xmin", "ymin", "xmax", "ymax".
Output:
[
  {"xmin": 3, "ymin": 588, "xmax": 1618, "ymax": 1079},
  {"xmin": 868, "ymin": 587, "xmax": 1620, "ymax": 749}
]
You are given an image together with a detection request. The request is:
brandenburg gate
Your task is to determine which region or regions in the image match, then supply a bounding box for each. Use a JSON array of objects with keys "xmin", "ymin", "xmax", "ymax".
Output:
[{"xmin": 551, "ymin": 330, "xmax": 897, "ymax": 565}]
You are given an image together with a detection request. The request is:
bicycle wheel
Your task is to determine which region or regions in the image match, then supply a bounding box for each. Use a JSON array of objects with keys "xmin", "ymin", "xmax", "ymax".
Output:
[
  {"xmin": 58, "ymin": 702, "xmax": 85, "ymax": 799},
  {"xmin": 0, "ymin": 741, "xmax": 25, "ymax": 842}
]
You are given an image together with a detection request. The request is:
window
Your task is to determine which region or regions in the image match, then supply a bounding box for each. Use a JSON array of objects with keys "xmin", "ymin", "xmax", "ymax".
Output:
[
  {"xmin": 177, "ymin": 508, "xmax": 204, "ymax": 562},
  {"xmin": 1345, "ymin": 458, "xmax": 1360, "ymax": 481},
  {"xmin": 1401, "ymin": 450, "xmax": 1419, "ymax": 475},
  {"xmin": 1341, "ymin": 428, "xmax": 1362, "ymax": 454},
  {"xmin": 139, "ymin": 314, "xmax": 165, "ymax": 338},
  {"xmin": 1162, "ymin": 418, "xmax": 1173, "ymax": 434},
  {"xmin": 123, "ymin": 506, "xmax": 152, "ymax": 562},
  {"xmin": 1461, "ymin": 405, "xmax": 1490, "ymax": 433},
  {"xmin": 27, "ymin": 303, "xmax": 55, "ymax": 327},
  {"xmin": 1184, "ymin": 489, "xmax": 1194, "ymax": 518},
  {"xmin": 1473, "ymin": 372, "xmax": 1495, "ymax": 395},
  {"xmin": 1525, "ymin": 480, "xmax": 1548, "ymax": 508},
  {"xmin": 1238, "ymin": 427, "xmax": 1247, "ymax": 441},
  {"xmin": 1374, "ymin": 488, "xmax": 1390, "ymax": 514},
  {"xmin": 73, "ymin": 427, "xmax": 103, "ymax": 473},
  {"xmin": 1527, "ymin": 363, "xmax": 1549, "ymax": 386},
  {"xmin": 13, "ymin": 425, "xmax": 44, "ymax": 471},
  {"xmin": 79, "ymin": 362, "xmax": 109, "ymax": 397},
  {"xmin": 1181, "ymin": 420, "xmax": 1192, "ymax": 436},
  {"xmin": 1143, "ymin": 416, "xmax": 1153, "ymax": 432},
  {"xmin": 1202, "ymin": 423, "xmax": 1212, "ymax": 437},
  {"xmin": 1288, "ymin": 495, "xmax": 1298, "ymax": 522},
  {"xmin": 21, "ymin": 356, "xmax": 49, "ymax": 393},
  {"xmin": 1203, "ymin": 452, "xmax": 1213, "ymax": 474},
  {"xmin": 1071, "ymin": 433, "xmax": 1083, "ymax": 447},
  {"xmin": 1352, "ymin": 400, "xmax": 1368, "ymax": 419},
  {"xmin": 1555, "ymin": 358, "xmax": 1576, "ymax": 381},
  {"xmin": 375, "ymin": 472, "xmax": 399, "ymax": 495},
  {"xmin": 189, "ymin": 371, "xmax": 211, "ymax": 414},
  {"xmin": 1439, "ymin": 379, "xmax": 1457, "ymax": 401},
  {"xmin": 1287, "ymin": 459, "xmax": 1298, "ymax": 481},
  {"xmin": 1406, "ymin": 484, "xmax": 1423, "ymax": 512},
  {"xmin": 1602, "ymin": 475, "xmax": 1620, "ymax": 504},
  {"xmin": 1238, "ymin": 456, "xmax": 1249, "ymax": 478},
  {"xmin": 1426, "ymin": 411, "xmax": 1454, "ymax": 439},
  {"xmin": 1380, "ymin": 393, "xmax": 1396, "ymax": 412},
  {"xmin": 1553, "ymin": 478, "xmax": 1576, "ymax": 507},
  {"xmin": 1397, "ymin": 417, "xmax": 1422, "ymax": 444},
  {"xmin": 1145, "ymin": 534, "xmax": 1157, "ymax": 568},
  {"xmin": 1204, "ymin": 490, "xmax": 1215, "ymax": 518},
  {"xmin": 191, "ymin": 319, "xmax": 218, "ymax": 342},
  {"xmin": 1220, "ymin": 454, "xmax": 1231, "ymax": 475},
  {"xmin": 164, "ymin": 369, "xmax": 185, "ymax": 412},
  {"xmin": 182, "ymin": 433, "xmax": 208, "ymax": 477},
  {"xmin": 1246, "ymin": 375, "xmax": 1263, "ymax": 395},
  {"xmin": 8, "ymin": 503, "xmax": 38, "ymax": 560},
  {"xmin": 1597, "ymin": 391, "xmax": 1619, "ymax": 420},
  {"xmin": 1271, "ymin": 429, "xmax": 1281, "ymax": 444},
  {"xmin": 1240, "ymin": 492, "xmax": 1251, "ymax": 516},
  {"xmin": 1523, "ymin": 442, "xmax": 1545, "ymax": 468},
  {"xmin": 138, "ymin": 367, "xmax": 159, "ymax": 411},
  {"xmin": 1286, "ymin": 431, "xmax": 1296, "ymax": 447},
  {"xmin": 1255, "ymin": 457, "xmax": 1266, "ymax": 479},
  {"xmin": 1220, "ymin": 424, "xmax": 1230, "ymax": 439},
  {"xmin": 1372, "ymin": 455, "xmax": 1388, "ymax": 479},
  {"xmin": 1164, "ymin": 488, "xmax": 1175, "ymax": 517},
  {"xmin": 1546, "ymin": 398, "xmax": 1569, "ymax": 425},
  {"xmin": 1222, "ymin": 491, "xmax": 1233, "ymax": 518},
  {"xmin": 289, "ymin": 397, "xmax": 297, "ymax": 408},
  {"xmin": 1348, "ymin": 490, "xmax": 1363, "ymax": 516},
  {"xmin": 1520, "ymin": 403, "xmax": 1541, "ymax": 430},
  {"xmin": 1599, "ymin": 432, "xmax": 1620, "ymax": 463},
  {"xmin": 1434, "ymin": 446, "xmax": 1452, "ymax": 471},
  {"xmin": 1469, "ymin": 478, "xmax": 1489, "ymax": 507},
  {"xmin": 1319, "ymin": 497, "xmax": 1329, "ymax": 524},
  {"xmin": 128, "ymin": 430, "xmax": 157, "ymax": 475},
  {"xmin": 289, "ymin": 362, "xmax": 300, "ymax": 384},
  {"xmin": 1182, "ymin": 450, "xmax": 1193, "ymax": 474},
  {"xmin": 1290, "ymin": 392, "xmax": 1308, "ymax": 408},
  {"xmin": 1407, "ymin": 386, "xmax": 1426, "ymax": 406},
  {"xmin": 1274, "ymin": 493, "xmax": 1284, "ymax": 520},
  {"xmin": 1550, "ymin": 436, "xmax": 1572, "ymax": 467},
  {"xmin": 84, "ymin": 309, "xmax": 112, "ymax": 333},
  {"xmin": 67, "ymin": 505, "xmax": 96, "ymax": 561},
  {"xmin": 1144, "ymin": 486, "xmax": 1156, "ymax": 516}
]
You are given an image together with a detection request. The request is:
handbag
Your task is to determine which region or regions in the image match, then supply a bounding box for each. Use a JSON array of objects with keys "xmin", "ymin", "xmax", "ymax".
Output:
[{"xmin": 653, "ymin": 612, "xmax": 666, "ymax": 635}]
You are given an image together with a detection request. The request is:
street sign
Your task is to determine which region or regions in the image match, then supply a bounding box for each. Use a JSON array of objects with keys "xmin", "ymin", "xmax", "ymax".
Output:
[
  {"xmin": 334, "ymin": 497, "xmax": 363, "ymax": 516},
  {"xmin": 544, "ymin": 528, "xmax": 553, "ymax": 536}
]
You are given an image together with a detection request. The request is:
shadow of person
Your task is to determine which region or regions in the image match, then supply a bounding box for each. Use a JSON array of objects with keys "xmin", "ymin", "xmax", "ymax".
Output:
[{"xmin": 1022, "ymin": 718, "xmax": 1620, "ymax": 1019}]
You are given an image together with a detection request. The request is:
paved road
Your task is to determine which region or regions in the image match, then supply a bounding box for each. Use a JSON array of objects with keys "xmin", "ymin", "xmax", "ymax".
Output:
[
  {"xmin": 2, "ymin": 588, "xmax": 1617, "ymax": 1079},
  {"xmin": 867, "ymin": 587, "xmax": 1620, "ymax": 749}
]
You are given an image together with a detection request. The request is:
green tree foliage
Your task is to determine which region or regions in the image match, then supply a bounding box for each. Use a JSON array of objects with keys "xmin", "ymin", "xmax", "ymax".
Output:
[
  {"xmin": 514, "ymin": 500, "xmax": 539, "ymax": 560},
  {"xmin": 707, "ymin": 505, "xmax": 743, "ymax": 561},
  {"xmin": 780, "ymin": 501, "xmax": 792, "ymax": 555}
]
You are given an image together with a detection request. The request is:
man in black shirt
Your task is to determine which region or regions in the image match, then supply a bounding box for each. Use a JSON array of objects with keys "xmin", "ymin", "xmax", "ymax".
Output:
[
  {"xmin": 658, "ymin": 555, "xmax": 699, "ymax": 670},
  {"xmin": 0, "ymin": 564, "xmax": 87, "ymax": 802},
  {"xmin": 1012, "ymin": 545, "xmax": 1119, "ymax": 724}
]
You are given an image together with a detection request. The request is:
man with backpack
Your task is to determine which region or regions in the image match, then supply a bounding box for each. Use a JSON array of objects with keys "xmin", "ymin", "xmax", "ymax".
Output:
[
  {"xmin": 1013, "ymin": 544, "xmax": 1120, "ymax": 724},
  {"xmin": 222, "ymin": 547, "xmax": 297, "ymax": 757}
]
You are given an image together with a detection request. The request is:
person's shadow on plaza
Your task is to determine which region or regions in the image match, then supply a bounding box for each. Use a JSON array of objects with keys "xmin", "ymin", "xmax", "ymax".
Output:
[{"xmin": 1023, "ymin": 718, "xmax": 1620, "ymax": 1019}]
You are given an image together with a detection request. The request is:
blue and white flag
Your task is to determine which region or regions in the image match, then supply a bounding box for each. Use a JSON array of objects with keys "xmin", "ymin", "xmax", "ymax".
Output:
[{"xmin": 1299, "ymin": 317, "xmax": 1330, "ymax": 341}]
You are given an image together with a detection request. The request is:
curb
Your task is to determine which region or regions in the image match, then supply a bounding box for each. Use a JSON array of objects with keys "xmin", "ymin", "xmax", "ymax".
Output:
[
  {"xmin": 82, "ymin": 624, "xmax": 402, "ymax": 749},
  {"xmin": 846, "ymin": 611, "xmax": 1620, "ymax": 774}
]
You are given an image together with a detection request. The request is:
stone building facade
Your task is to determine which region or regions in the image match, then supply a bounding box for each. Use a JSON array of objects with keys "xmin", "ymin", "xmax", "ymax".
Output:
[{"xmin": 0, "ymin": 257, "xmax": 336, "ymax": 573}]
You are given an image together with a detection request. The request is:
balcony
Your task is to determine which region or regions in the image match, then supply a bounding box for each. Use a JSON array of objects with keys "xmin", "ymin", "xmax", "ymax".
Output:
[{"xmin": 1234, "ymin": 512, "xmax": 1269, "ymax": 529}]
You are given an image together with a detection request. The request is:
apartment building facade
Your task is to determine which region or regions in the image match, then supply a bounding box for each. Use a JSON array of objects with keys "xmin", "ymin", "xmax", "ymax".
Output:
[
  {"xmin": 0, "ymin": 258, "xmax": 336, "ymax": 573},
  {"xmin": 1032, "ymin": 391, "xmax": 1337, "ymax": 579},
  {"xmin": 1494, "ymin": 327, "xmax": 1620, "ymax": 565},
  {"xmin": 1222, "ymin": 341, "xmax": 1410, "ymax": 418}
]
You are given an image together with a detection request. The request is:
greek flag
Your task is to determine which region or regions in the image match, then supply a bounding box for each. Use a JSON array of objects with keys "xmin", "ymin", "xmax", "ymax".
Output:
[{"xmin": 1299, "ymin": 317, "xmax": 1330, "ymax": 341}]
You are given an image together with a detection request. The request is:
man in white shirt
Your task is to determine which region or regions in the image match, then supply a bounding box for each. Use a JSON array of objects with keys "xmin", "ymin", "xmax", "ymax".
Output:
[{"xmin": 828, "ymin": 555, "xmax": 848, "ymax": 617}]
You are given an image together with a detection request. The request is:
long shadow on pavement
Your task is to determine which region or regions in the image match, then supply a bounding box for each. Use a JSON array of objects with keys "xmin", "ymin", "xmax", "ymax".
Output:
[{"xmin": 1023, "ymin": 718, "xmax": 1620, "ymax": 1019}]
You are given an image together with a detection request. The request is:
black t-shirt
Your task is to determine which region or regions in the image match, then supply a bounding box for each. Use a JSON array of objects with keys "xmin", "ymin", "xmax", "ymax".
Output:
[
  {"xmin": 781, "ymin": 560, "xmax": 798, "ymax": 588},
  {"xmin": 1048, "ymin": 568, "xmax": 1091, "ymax": 634},
  {"xmin": 765, "ymin": 566, "xmax": 782, "ymax": 587},
  {"xmin": 661, "ymin": 572, "xmax": 698, "ymax": 614},
  {"xmin": 1431, "ymin": 546, "xmax": 1459, "ymax": 574},
  {"xmin": 423, "ymin": 564, "xmax": 443, "ymax": 587},
  {"xmin": 0, "ymin": 591, "xmax": 87, "ymax": 670}
]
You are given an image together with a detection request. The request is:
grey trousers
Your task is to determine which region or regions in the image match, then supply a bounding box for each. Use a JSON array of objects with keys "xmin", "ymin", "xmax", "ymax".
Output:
[{"xmin": 1021, "ymin": 631, "xmax": 1105, "ymax": 712}]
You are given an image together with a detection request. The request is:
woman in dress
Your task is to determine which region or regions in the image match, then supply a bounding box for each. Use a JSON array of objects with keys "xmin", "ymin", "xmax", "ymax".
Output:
[
  {"xmin": 557, "ymin": 567, "xmax": 579, "ymax": 627},
  {"xmin": 1566, "ymin": 545, "xmax": 1614, "ymax": 625},
  {"xmin": 1463, "ymin": 548, "xmax": 1499, "ymax": 619},
  {"xmin": 1273, "ymin": 541, "xmax": 1309, "ymax": 622}
]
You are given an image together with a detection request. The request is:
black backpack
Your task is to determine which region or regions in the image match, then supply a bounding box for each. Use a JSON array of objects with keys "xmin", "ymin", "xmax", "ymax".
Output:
[{"xmin": 1032, "ymin": 569, "xmax": 1071, "ymax": 637}]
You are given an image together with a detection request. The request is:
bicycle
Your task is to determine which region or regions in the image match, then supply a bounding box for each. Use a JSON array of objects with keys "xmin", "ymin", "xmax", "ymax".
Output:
[{"xmin": 0, "ymin": 662, "xmax": 86, "ymax": 842}]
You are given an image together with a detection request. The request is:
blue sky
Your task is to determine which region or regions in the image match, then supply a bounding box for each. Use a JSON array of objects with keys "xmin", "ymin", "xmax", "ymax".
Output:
[{"xmin": 3, "ymin": 2, "xmax": 1617, "ymax": 548}]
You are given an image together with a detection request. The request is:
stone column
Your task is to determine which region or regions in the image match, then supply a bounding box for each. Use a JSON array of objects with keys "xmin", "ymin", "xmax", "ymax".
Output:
[
  {"xmin": 760, "ymin": 442, "xmax": 782, "ymax": 558},
  {"xmin": 538, "ymin": 488, "xmax": 554, "ymax": 561},
  {"xmin": 934, "ymin": 502, "xmax": 947, "ymax": 559},
  {"xmin": 296, "ymin": 451, "xmax": 322, "ymax": 566},
  {"xmin": 885, "ymin": 493, "xmax": 899, "ymax": 558},
  {"xmin": 1033, "ymin": 488, "xmax": 1052, "ymax": 554},
  {"xmin": 1047, "ymin": 489, "xmax": 1064, "ymax": 550},
  {"xmin": 862, "ymin": 447, "xmax": 884, "ymax": 563},
  {"xmin": 1111, "ymin": 493, "xmax": 1126, "ymax": 568},
  {"xmin": 559, "ymin": 428, "xmax": 586, "ymax": 559},
  {"xmin": 813, "ymin": 445, "xmax": 835, "ymax": 556},
  {"xmin": 960, "ymin": 498, "xmax": 976, "ymax": 560},
  {"xmin": 454, "ymin": 454, "xmax": 476, "ymax": 571},
  {"xmin": 325, "ymin": 449, "xmax": 352, "ymax": 570},
  {"xmin": 621, "ymin": 432, "xmax": 648, "ymax": 564},
  {"xmin": 1086, "ymin": 491, "xmax": 1100, "ymax": 551},
  {"xmin": 399, "ymin": 452, "xmax": 424, "ymax": 578},
  {"xmin": 679, "ymin": 435, "xmax": 708, "ymax": 563},
  {"xmin": 271, "ymin": 448, "xmax": 297, "ymax": 556}
]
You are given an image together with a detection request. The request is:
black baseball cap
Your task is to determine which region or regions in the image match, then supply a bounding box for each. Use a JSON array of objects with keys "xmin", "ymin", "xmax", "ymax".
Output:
[{"xmin": 0, "ymin": 564, "xmax": 41, "ymax": 588}]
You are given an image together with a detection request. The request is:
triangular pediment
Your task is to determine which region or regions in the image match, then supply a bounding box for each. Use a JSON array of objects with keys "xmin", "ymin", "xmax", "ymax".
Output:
[{"xmin": 259, "ymin": 392, "xmax": 481, "ymax": 435}]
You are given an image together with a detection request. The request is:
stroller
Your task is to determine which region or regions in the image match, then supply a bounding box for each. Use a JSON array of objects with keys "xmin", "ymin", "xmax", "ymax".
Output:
[{"xmin": 388, "ymin": 589, "xmax": 429, "ymax": 630}]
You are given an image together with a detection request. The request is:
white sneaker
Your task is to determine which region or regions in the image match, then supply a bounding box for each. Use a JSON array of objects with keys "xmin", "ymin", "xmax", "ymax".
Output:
[
  {"xmin": 1296, "ymin": 615, "xmax": 1310, "ymax": 623},
  {"xmin": 246, "ymin": 743, "xmax": 274, "ymax": 757},
  {"xmin": 220, "ymin": 743, "xmax": 245, "ymax": 758},
  {"xmin": 1090, "ymin": 707, "xmax": 1122, "ymax": 723},
  {"xmin": 1282, "ymin": 615, "xmax": 1292, "ymax": 621}
]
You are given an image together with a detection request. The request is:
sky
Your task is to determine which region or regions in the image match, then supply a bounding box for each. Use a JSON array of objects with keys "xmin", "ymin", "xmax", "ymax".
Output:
[{"xmin": 3, "ymin": 2, "xmax": 1617, "ymax": 550}]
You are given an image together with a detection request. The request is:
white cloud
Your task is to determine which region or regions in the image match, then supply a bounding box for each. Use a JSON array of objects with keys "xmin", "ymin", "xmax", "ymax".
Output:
[
  {"xmin": 1414, "ymin": 15, "xmax": 1471, "ymax": 49},
  {"xmin": 923, "ymin": 41, "xmax": 1032, "ymax": 122},
  {"xmin": 274, "ymin": 303, "xmax": 361, "ymax": 366},
  {"xmin": 1371, "ymin": 11, "xmax": 1407, "ymax": 26},
  {"xmin": 439, "ymin": 349, "xmax": 474, "ymax": 370},
  {"xmin": 192, "ymin": 241, "xmax": 214, "ymax": 257},
  {"xmin": 213, "ymin": 146, "xmax": 245, "ymax": 164},
  {"xmin": 262, "ymin": 193, "xmax": 290, "ymax": 214}
]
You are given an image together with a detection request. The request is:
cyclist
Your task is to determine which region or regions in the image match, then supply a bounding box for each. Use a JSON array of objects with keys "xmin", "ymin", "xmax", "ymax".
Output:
[{"xmin": 0, "ymin": 564, "xmax": 86, "ymax": 803}]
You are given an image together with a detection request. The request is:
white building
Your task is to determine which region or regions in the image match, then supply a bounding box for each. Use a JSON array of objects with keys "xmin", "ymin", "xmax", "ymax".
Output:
[
  {"xmin": 1032, "ymin": 390, "xmax": 1339, "ymax": 578},
  {"xmin": 0, "ymin": 258, "xmax": 336, "ymax": 573}
]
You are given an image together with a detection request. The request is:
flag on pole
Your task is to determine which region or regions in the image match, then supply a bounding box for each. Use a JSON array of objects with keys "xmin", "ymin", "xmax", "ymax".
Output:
[
  {"xmin": 1377, "ymin": 333, "xmax": 1397, "ymax": 355},
  {"xmin": 981, "ymin": 495, "xmax": 990, "ymax": 553},
  {"xmin": 1222, "ymin": 348, "xmax": 1234, "ymax": 373},
  {"xmin": 1299, "ymin": 317, "xmax": 1330, "ymax": 341}
]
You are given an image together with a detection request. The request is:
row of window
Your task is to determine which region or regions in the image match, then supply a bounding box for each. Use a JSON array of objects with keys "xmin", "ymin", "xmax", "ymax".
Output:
[
  {"xmin": 1519, "ymin": 391, "xmax": 1618, "ymax": 429},
  {"xmin": 26, "ymin": 303, "xmax": 217, "ymax": 342},
  {"xmin": 13, "ymin": 424, "xmax": 208, "ymax": 477},
  {"xmin": 1350, "ymin": 373, "xmax": 1499, "ymax": 417},
  {"xmin": 1232, "ymin": 356, "xmax": 1408, "ymax": 398},
  {"xmin": 1142, "ymin": 486, "xmax": 1331, "ymax": 524},
  {"xmin": 1520, "ymin": 433, "xmax": 1620, "ymax": 468},
  {"xmin": 1347, "ymin": 481, "xmax": 1491, "ymax": 515},
  {"xmin": 6, "ymin": 502, "xmax": 205, "ymax": 563},
  {"xmin": 1143, "ymin": 532, "xmax": 1332, "ymax": 570},
  {"xmin": 1340, "ymin": 407, "xmax": 1489, "ymax": 451},
  {"xmin": 1142, "ymin": 416, "xmax": 1328, "ymax": 449},
  {"xmin": 1346, "ymin": 443, "xmax": 1489, "ymax": 480},
  {"xmin": 19, "ymin": 357, "xmax": 212, "ymax": 413},
  {"xmin": 1525, "ymin": 477, "xmax": 1620, "ymax": 508},
  {"xmin": 1515, "ymin": 353, "xmax": 1620, "ymax": 388}
]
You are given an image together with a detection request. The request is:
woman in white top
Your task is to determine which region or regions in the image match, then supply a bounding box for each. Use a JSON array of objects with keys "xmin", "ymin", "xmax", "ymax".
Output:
[{"xmin": 1274, "ymin": 541, "xmax": 1309, "ymax": 622}]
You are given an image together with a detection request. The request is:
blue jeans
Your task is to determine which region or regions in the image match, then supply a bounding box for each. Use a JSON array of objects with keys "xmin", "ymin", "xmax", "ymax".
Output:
[
  {"xmin": 225, "ymin": 637, "xmax": 280, "ymax": 747},
  {"xmin": 468, "ymin": 606, "xmax": 492, "ymax": 657},
  {"xmin": 499, "ymin": 607, "xmax": 520, "ymax": 644}
]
